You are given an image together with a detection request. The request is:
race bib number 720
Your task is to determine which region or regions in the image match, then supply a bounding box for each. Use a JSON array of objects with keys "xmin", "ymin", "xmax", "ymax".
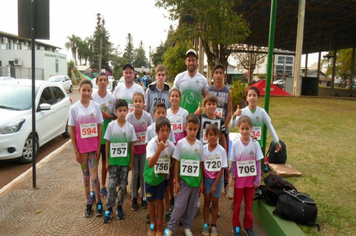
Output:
[
  {"xmin": 237, "ymin": 160, "xmax": 257, "ymax": 177},
  {"xmin": 180, "ymin": 159, "xmax": 200, "ymax": 177}
]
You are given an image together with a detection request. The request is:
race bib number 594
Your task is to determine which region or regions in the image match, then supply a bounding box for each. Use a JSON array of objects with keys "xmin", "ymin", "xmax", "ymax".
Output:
[
  {"xmin": 180, "ymin": 159, "xmax": 200, "ymax": 177},
  {"xmin": 80, "ymin": 123, "xmax": 98, "ymax": 139}
]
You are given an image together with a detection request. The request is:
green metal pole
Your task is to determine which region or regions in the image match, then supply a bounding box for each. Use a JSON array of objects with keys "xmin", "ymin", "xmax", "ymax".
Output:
[{"xmin": 262, "ymin": 0, "xmax": 277, "ymax": 171}]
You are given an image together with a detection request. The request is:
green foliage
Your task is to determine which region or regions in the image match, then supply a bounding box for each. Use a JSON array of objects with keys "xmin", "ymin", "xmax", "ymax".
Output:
[
  {"xmin": 258, "ymin": 73, "xmax": 266, "ymax": 79},
  {"xmin": 132, "ymin": 40, "xmax": 148, "ymax": 67},
  {"xmin": 123, "ymin": 33, "xmax": 135, "ymax": 64},
  {"xmin": 67, "ymin": 60, "xmax": 76, "ymax": 77},
  {"xmin": 65, "ymin": 34, "xmax": 81, "ymax": 65},
  {"xmin": 231, "ymin": 80, "xmax": 247, "ymax": 110},
  {"xmin": 152, "ymin": 25, "xmax": 175, "ymax": 67}
]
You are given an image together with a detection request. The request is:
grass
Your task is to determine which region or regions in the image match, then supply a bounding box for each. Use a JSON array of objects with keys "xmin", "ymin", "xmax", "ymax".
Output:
[{"xmin": 230, "ymin": 96, "xmax": 356, "ymax": 236}]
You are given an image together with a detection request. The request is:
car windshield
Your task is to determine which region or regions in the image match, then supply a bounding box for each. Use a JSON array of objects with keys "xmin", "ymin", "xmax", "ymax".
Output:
[
  {"xmin": 49, "ymin": 77, "xmax": 62, "ymax": 82},
  {"xmin": 0, "ymin": 84, "xmax": 37, "ymax": 110}
]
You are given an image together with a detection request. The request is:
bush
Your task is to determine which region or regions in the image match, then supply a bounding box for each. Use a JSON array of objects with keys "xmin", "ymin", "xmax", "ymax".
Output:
[
  {"xmin": 231, "ymin": 80, "xmax": 248, "ymax": 111},
  {"xmin": 258, "ymin": 74, "xmax": 266, "ymax": 79}
]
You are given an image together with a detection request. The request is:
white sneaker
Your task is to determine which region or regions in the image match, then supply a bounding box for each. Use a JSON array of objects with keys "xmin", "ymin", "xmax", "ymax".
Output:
[
  {"xmin": 164, "ymin": 228, "xmax": 173, "ymax": 236},
  {"xmin": 184, "ymin": 228, "xmax": 193, "ymax": 236}
]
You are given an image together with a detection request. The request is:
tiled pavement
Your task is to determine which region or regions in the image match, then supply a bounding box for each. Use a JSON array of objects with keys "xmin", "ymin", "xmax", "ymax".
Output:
[{"xmin": 0, "ymin": 141, "xmax": 267, "ymax": 236}]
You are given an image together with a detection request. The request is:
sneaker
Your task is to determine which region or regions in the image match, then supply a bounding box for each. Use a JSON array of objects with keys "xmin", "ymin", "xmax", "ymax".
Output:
[
  {"xmin": 116, "ymin": 206, "xmax": 125, "ymax": 219},
  {"xmin": 225, "ymin": 188, "xmax": 234, "ymax": 199},
  {"xmin": 169, "ymin": 198, "xmax": 174, "ymax": 210},
  {"xmin": 211, "ymin": 225, "xmax": 218, "ymax": 236},
  {"xmin": 148, "ymin": 223, "xmax": 156, "ymax": 236},
  {"xmin": 90, "ymin": 191, "xmax": 96, "ymax": 204},
  {"xmin": 233, "ymin": 227, "xmax": 240, "ymax": 236},
  {"xmin": 245, "ymin": 228, "xmax": 255, "ymax": 236},
  {"xmin": 103, "ymin": 209, "xmax": 113, "ymax": 223},
  {"xmin": 100, "ymin": 187, "xmax": 108, "ymax": 198},
  {"xmin": 202, "ymin": 223, "xmax": 210, "ymax": 236},
  {"xmin": 164, "ymin": 228, "xmax": 173, "ymax": 236},
  {"xmin": 84, "ymin": 204, "xmax": 92, "ymax": 218},
  {"xmin": 141, "ymin": 197, "xmax": 148, "ymax": 209},
  {"xmin": 183, "ymin": 228, "xmax": 193, "ymax": 236},
  {"xmin": 96, "ymin": 202, "xmax": 103, "ymax": 216},
  {"xmin": 146, "ymin": 213, "xmax": 150, "ymax": 224},
  {"xmin": 131, "ymin": 197, "xmax": 138, "ymax": 211}
]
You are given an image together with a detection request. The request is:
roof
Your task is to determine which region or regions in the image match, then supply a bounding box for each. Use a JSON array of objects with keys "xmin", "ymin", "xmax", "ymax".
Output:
[
  {"xmin": 248, "ymin": 79, "xmax": 291, "ymax": 96},
  {"xmin": 234, "ymin": 0, "xmax": 356, "ymax": 53}
]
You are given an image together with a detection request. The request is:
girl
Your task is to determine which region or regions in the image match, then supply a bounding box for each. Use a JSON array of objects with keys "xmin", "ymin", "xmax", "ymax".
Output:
[
  {"xmin": 228, "ymin": 116, "xmax": 264, "ymax": 236},
  {"xmin": 126, "ymin": 92, "xmax": 153, "ymax": 211},
  {"xmin": 202, "ymin": 124, "xmax": 228, "ymax": 236},
  {"xmin": 231, "ymin": 86, "xmax": 281, "ymax": 153},
  {"xmin": 69, "ymin": 79, "xmax": 103, "ymax": 218},
  {"xmin": 166, "ymin": 88, "xmax": 188, "ymax": 213}
]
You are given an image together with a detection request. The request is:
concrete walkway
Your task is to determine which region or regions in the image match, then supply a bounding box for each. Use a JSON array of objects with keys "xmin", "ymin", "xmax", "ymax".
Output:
[{"xmin": 0, "ymin": 141, "xmax": 267, "ymax": 236}]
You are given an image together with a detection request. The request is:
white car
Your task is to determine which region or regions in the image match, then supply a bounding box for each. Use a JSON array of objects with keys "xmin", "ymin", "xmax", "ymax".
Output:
[
  {"xmin": 273, "ymin": 79, "xmax": 286, "ymax": 87},
  {"xmin": 48, "ymin": 75, "xmax": 73, "ymax": 93},
  {"xmin": 0, "ymin": 77, "xmax": 15, "ymax": 81},
  {"xmin": 0, "ymin": 79, "xmax": 72, "ymax": 163},
  {"xmin": 91, "ymin": 78, "xmax": 117, "ymax": 94}
]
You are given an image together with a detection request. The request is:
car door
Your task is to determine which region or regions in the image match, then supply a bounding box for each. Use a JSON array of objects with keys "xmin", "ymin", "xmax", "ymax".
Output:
[{"xmin": 50, "ymin": 86, "xmax": 71, "ymax": 136}]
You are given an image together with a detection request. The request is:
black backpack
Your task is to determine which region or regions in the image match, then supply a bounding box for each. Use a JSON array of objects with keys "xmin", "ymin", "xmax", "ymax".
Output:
[
  {"xmin": 256, "ymin": 174, "xmax": 296, "ymax": 205},
  {"xmin": 273, "ymin": 189, "xmax": 320, "ymax": 230},
  {"xmin": 267, "ymin": 140, "xmax": 287, "ymax": 164}
]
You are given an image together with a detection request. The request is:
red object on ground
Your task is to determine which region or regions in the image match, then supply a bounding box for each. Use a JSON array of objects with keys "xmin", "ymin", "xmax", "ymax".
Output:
[{"xmin": 247, "ymin": 79, "xmax": 291, "ymax": 96}]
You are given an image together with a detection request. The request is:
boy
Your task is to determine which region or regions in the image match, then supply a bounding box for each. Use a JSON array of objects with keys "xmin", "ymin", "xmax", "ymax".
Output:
[
  {"xmin": 145, "ymin": 117, "xmax": 176, "ymax": 236},
  {"xmin": 207, "ymin": 64, "xmax": 232, "ymax": 198},
  {"xmin": 103, "ymin": 99, "xmax": 137, "ymax": 223},
  {"xmin": 92, "ymin": 72, "xmax": 117, "ymax": 198},
  {"xmin": 145, "ymin": 64, "xmax": 171, "ymax": 121},
  {"xmin": 164, "ymin": 114, "xmax": 204, "ymax": 236}
]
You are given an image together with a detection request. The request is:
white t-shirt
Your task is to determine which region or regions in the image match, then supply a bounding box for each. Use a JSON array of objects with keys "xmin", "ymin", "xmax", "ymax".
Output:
[
  {"xmin": 91, "ymin": 92, "xmax": 116, "ymax": 115},
  {"xmin": 147, "ymin": 137, "xmax": 176, "ymax": 160},
  {"xmin": 145, "ymin": 122, "xmax": 176, "ymax": 144},
  {"xmin": 202, "ymin": 144, "xmax": 228, "ymax": 179},
  {"xmin": 113, "ymin": 83, "xmax": 144, "ymax": 113},
  {"xmin": 167, "ymin": 107, "xmax": 189, "ymax": 144}
]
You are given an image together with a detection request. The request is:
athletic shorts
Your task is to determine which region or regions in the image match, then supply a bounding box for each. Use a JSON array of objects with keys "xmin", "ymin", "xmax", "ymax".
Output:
[
  {"xmin": 145, "ymin": 181, "xmax": 166, "ymax": 202},
  {"xmin": 204, "ymin": 176, "xmax": 223, "ymax": 198}
]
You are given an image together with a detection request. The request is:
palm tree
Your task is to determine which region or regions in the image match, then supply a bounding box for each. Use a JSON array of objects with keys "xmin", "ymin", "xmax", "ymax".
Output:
[{"xmin": 65, "ymin": 34, "xmax": 80, "ymax": 65}]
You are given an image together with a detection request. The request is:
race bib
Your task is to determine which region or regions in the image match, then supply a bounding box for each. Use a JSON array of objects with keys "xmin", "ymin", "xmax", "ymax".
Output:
[
  {"xmin": 180, "ymin": 159, "xmax": 200, "ymax": 177},
  {"xmin": 171, "ymin": 119, "xmax": 183, "ymax": 133},
  {"xmin": 237, "ymin": 160, "xmax": 257, "ymax": 177},
  {"xmin": 135, "ymin": 132, "xmax": 146, "ymax": 146},
  {"xmin": 204, "ymin": 155, "xmax": 222, "ymax": 172},
  {"xmin": 251, "ymin": 127, "xmax": 261, "ymax": 140},
  {"xmin": 202, "ymin": 129, "xmax": 208, "ymax": 144},
  {"xmin": 80, "ymin": 123, "xmax": 98, "ymax": 139},
  {"xmin": 110, "ymin": 143, "xmax": 128, "ymax": 158},
  {"xmin": 154, "ymin": 156, "xmax": 170, "ymax": 175},
  {"xmin": 214, "ymin": 108, "xmax": 223, "ymax": 118},
  {"xmin": 100, "ymin": 103, "xmax": 108, "ymax": 112},
  {"xmin": 128, "ymin": 104, "xmax": 135, "ymax": 113}
]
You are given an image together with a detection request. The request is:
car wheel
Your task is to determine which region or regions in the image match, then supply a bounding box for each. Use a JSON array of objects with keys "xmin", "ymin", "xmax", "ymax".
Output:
[
  {"xmin": 19, "ymin": 134, "xmax": 39, "ymax": 164},
  {"xmin": 69, "ymin": 85, "xmax": 73, "ymax": 93},
  {"xmin": 62, "ymin": 120, "xmax": 71, "ymax": 138}
]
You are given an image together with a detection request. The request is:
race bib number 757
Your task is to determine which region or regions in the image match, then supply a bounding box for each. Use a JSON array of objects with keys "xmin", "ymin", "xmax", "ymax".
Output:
[{"xmin": 110, "ymin": 143, "xmax": 128, "ymax": 158}]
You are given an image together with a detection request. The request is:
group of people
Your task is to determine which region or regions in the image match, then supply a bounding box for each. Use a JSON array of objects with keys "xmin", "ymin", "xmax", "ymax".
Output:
[{"xmin": 69, "ymin": 49, "xmax": 281, "ymax": 236}]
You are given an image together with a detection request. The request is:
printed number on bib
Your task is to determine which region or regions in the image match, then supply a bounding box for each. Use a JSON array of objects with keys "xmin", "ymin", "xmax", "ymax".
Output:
[
  {"xmin": 128, "ymin": 104, "xmax": 135, "ymax": 113},
  {"xmin": 135, "ymin": 132, "xmax": 146, "ymax": 146},
  {"xmin": 154, "ymin": 157, "xmax": 170, "ymax": 175},
  {"xmin": 110, "ymin": 143, "xmax": 128, "ymax": 158},
  {"xmin": 202, "ymin": 129, "xmax": 208, "ymax": 144},
  {"xmin": 237, "ymin": 160, "xmax": 257, "ymax": 177},
  {"xmin": 251, "ymin": 127, "xmax": 261, "ymax": 140},
  {"xmin": 80, "ymin": 123, "xmax": 98, "ymax": 139},
  {"xmin": 180, "ymin": 159, "xmax": 200, "ymax": 177},
  {"xmin": 204, "ymin": 155, "xmax": 222, "ymax": 172},
  {"xmin": 214, "ymin": 108, "xmax": 223, "ymax": 118},
  {"xmin": 171, "ymin": 119, "xmax": 183, "ymax": 133}
]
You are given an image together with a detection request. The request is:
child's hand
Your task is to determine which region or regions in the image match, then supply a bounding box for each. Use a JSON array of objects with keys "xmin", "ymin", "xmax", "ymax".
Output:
[
  {"xmin": 175, "ymin": 182, "xmax": 180, "ymax": 195},
  {"xmin": 75, "ymin": 152, "xmax": 83, "ymax": 164},
  {"xmin": 128, "ymin": 163, "xmax": 133, "ymax": 172},
  {"xmin": 211, "ymin": 185, "xmax": 217, "ymax": 195},
  {"xmin": 254, "ymin": 184, "xmax": 260, "ymax": 189},
  {"xmin": 156, "ymin": 140, "xmax": 169, "ymax": 152},
  {"xmin": 275, "ymin": 143, "xmax": 282, "ymax": 153},
  {"xmin": 194, "ymin": 102, "xmax": 203, "ymax": 115},
  {"xmin": 199, "ymin": 182, "xmax": 204, "ymax": 196},
  {"xmin": 233, "ymin": 105, "xmax": 242, "ymax": 118},
  {"xmin": 95, "ymin": 147, "xmax": 101, "ymax": 160},
  {"xmin": 226, "ymin": 179, "xmax": 235, "ymax": 189}
]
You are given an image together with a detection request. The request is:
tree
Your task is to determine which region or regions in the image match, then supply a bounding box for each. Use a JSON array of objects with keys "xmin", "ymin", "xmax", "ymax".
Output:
[
  {"xmin": 156, "ymin": 0, "xmax": 250, "ymax": 69},
  {"xmin": 65, "ymin": 34, "xmax": 80, "ymax": 65},
  {"xmin": 231, "ymin": 46, "xmax": 267, "ymax": 84},
  {"xmin": 132, "ymin": 40, "xmax": 148, "ymax": 67},
  {"xmin": 123, "ymin": 33, "xmax": 135, "ymax": 64},
  {"xmin": 152, "ymin": 25, "xmax": 175, "ymax": 67},
  {"xmin": 91, "ymin": 13, "xmax": 113, "ymax": 72}
]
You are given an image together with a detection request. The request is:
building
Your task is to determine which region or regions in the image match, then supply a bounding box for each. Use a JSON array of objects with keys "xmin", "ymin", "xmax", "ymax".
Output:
[{"xmin": 0, "ymin": 31, "xmax": 67, "ymax": 80}]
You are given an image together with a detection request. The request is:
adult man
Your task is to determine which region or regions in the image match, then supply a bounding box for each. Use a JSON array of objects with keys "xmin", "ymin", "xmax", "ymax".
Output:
[
  {"xmin": 173, "ymin": 49, "xmax": 208, "ymax": 114},
  {"xmin": 141, "ymin": 72, "xmax": 148, "ymax": 90},
  {"xmin": 113, "ymin": 64, "xmax": 144, "ymax": 113}
]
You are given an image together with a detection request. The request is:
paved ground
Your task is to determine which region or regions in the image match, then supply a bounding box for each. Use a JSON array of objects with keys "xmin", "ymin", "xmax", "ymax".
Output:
[{"xmin": 0, "ymin": 141, "xmax": 267, "ymax": 236}]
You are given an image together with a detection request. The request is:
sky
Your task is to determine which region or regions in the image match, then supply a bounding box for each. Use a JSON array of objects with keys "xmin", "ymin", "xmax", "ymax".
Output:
[
  {"xmin": 0, "ymin": 0, "xmax": 176, "ymax": 61},
  {"xmin": 0, "ymin": 0, "xmax": 322, "ymax": 68}
]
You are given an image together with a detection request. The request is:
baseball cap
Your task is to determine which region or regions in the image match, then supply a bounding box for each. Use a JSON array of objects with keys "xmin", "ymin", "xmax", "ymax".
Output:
[
  {"xmin": 185, "ymin": 49, "xmax": 198, "ymax": 58},
  {"xmin": 123, "ymin": 64, "xmax": 134, "ymax": 70}
]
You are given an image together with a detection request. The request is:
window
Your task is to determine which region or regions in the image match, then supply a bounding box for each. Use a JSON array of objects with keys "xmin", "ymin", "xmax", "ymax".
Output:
[
  {"xmin": 40, "ymin": 87, "xmax": 54, "ymax": 105},
  {"xmin": 286, "ymin": 57, "xmax": 293, "ymax": 64},
  {"xmin": 52, "ymin": 86, "xmax": 65, "ymax": 103},
  {"xmin": 277, "ymin": 56, "xmax": 285, "ymax": 64}
]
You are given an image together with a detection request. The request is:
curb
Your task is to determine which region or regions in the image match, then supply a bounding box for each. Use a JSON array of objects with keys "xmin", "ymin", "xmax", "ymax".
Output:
[{"xmin": 252, "ymin": 199, "xmax": 305, "ymax": 236}]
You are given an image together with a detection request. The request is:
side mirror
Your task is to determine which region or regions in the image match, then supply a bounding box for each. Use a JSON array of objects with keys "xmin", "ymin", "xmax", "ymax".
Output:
[{"xmin": 39, "ymin": 103, "xmax": 51, "ymax": 111}]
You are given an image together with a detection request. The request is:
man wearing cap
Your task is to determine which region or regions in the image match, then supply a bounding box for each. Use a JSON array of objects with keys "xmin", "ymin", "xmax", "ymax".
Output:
[
  {"xmin": 173, "ymin": 49, "xmax": 208, "ymax": 114},
  {"xmin": 113, "ymin": 64, "xmax": 145, "ymax": 113}
]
